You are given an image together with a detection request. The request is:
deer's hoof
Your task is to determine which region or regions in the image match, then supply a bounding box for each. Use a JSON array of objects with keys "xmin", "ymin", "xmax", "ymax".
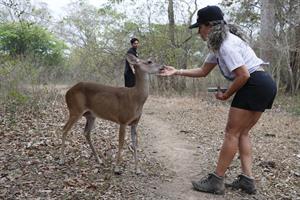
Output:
[
  {"xmin": 128, "ymin": 145, "xmax": 134, "ymax": 153},
  {"xmin": 114, "ymin": 166, "xmax": 122, "ymax": 175}
]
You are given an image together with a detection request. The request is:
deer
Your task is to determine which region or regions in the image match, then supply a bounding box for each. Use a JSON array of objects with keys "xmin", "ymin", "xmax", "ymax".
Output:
[{"xmin": 59, "ymin": 54, "xmax": 165, "ymax": 174}]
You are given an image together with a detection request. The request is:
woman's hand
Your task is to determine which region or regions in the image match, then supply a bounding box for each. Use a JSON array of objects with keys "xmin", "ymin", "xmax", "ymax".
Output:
[
  {"xmin": 215, "ymin": 91, "xmax": 230, "ymax": 101},
  {"xmin": 159, "ymin": 65, "xmax": 177, "ymax": 76},
  {"xmin": 215, "ymin": 66, "xmax": 249, "ymax": 101}
]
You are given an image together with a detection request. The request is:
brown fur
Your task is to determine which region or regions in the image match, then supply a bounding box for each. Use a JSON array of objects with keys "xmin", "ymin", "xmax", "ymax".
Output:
[{"xmin": 59, "ymin": 54, "xmax": 164, "ymax": 174}]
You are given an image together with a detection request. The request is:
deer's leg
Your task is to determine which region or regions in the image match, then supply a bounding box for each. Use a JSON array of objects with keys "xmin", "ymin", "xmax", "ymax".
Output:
[
  {"xmin": 114, "ymin": 124, "xmax": 126, "ymax": 175},
  {"xmin": 130, "ymin": 125, "xmax": 141, "ymax": 174},
  {"xmin": 83, "ymin": 113, "xmax": 104, "ymax": 166},
  {"xmin": 136, "ymin": 127, "xmax": 139, "ymax": 147},
  {"xmin": 60, "ymin": 114, "xmax": 81, "ymax": 165},
  {"xmin": 128, "ymin": 125, "xmax": 139, "ymax": 153}
]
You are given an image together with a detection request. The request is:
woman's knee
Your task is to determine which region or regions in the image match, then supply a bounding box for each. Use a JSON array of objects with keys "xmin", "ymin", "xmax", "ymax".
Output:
[
  {"xmin": 225, "ymin": 123, "xmax": 241, "ymax": 137},
  {"xmin": 224, "ymin": 127, "xmax": 241, "ymax": 142}
]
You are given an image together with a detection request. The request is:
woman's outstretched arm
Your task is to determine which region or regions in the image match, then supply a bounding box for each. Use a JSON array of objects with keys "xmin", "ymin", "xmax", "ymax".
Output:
[{"xmin": 159, "ymin": 62, "xmax": 217, "ymax": 78}]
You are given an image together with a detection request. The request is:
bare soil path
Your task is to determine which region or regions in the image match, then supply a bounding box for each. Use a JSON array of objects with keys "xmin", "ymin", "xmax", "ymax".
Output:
[
  {"xmin": 139, "ymin": 96, "xmax": 300, "ymax": 200},
  {"xmin": 142, "ymin": 113, "xmax": 222, "ymax": 200}
]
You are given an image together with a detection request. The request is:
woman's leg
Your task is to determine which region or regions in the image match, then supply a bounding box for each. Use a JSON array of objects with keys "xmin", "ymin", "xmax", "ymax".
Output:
[
  {"xmin": 239, "ymin": 133, "xmax": 252, "ymax": 176},
  {"xmin": 215, "ymin": 107, "xmax": 262, "ymax": 177},
  {"xmin": 192, "ymin": 107, "xmax": 263, "ymax": 194},
  {"xmin": 239, "ymin": 112, "xmax": 262, "ymax": 177}
]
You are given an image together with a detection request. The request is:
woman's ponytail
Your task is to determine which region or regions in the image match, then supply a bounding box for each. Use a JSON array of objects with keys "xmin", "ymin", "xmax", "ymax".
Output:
[{"xmin": 227, "ymin": 24, "xmax": 249, "ymax": 43}]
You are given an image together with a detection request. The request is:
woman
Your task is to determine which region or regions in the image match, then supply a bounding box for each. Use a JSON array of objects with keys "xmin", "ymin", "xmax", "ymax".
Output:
[{"xmin": 160, "ymin": 5, "xmax": 277, "ymax": 195}]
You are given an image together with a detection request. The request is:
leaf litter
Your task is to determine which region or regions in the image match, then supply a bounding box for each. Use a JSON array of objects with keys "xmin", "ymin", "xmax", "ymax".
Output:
[{"xmin": 0, "ymin": 88, "xmax": 299, "ymax": 200}]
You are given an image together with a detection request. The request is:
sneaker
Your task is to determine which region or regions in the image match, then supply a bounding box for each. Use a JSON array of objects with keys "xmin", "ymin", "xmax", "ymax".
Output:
[
  {"xmin": 192, "ymin": 173, "xmax": 225, "ymax": 195},
  {"xmin": 225, "ymin": 174, "xmax": 257, "ymax": 194}
]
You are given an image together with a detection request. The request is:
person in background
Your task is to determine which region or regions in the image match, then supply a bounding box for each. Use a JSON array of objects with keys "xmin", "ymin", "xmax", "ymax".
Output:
[
  {"xmin": 124, "ymin": 38, "xmax": 139, "ymax": 87},
  {"xmin": 159, "ymin": 5, "xmax": 277, "ymax": 195}
]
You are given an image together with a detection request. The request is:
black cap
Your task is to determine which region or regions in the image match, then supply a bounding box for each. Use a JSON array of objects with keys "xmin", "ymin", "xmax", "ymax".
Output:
[{"xmin": 189, "ymin": 6, "xmax": 224, "ymax": 29}]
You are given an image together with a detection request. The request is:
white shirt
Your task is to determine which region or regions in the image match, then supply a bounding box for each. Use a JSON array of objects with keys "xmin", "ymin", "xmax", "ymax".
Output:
[{"xmin": 205, "ymin": 33, "xmax": 267, "ymax": 81}]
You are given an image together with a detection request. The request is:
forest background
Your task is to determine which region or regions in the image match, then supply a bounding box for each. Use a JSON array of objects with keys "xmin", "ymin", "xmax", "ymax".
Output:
[{"xmin": 0, "ymin": 0, "xmax": 299, "ymax": 113}]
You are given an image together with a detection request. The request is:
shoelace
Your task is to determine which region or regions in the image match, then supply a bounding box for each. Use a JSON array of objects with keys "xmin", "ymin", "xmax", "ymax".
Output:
[
  {"xmin": 200, "ymin": 173, "xmax": 213, "ymax": 183},
  {"xmin": 231, "ymin": 175, "xmax": 242, "ymax": 186}
]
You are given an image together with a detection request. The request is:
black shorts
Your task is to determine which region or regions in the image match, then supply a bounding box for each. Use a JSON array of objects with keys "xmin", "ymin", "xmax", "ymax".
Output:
[{"xmin": 231, "ymin": 71, "xmax": 277, "ymax": 112}]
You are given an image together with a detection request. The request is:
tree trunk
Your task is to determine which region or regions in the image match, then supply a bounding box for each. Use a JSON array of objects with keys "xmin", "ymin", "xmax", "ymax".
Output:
[
  {"xmin": 167, "ymin": 0, "xmax": 176, "ymax": 91},
  {"xmin": 289, "ymin": 0, "xmax": 300, "ymax": 94},
  {"xmin": 294, "ymin": 25, "xmax": 300, "ymax": 93},
  {"xmin": 260, "ymin": 0, "xmax": 275, "ymax": 69},
  {"xmin": 284, "ymin": 0, "xmax": 300, "ymax": 94},
  {"xmin": 168, "ymin": 0, "xmax": 176, "ymax": 48}
]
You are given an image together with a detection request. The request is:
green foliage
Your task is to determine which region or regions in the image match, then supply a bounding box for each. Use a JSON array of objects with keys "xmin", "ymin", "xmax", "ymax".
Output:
[
  {"xmin": 221, "ymin": 0, "xmax": 260, "ymax": 38},
  {"xmin": 7, "ymin": 90, "xmax": 29, "ymax": 105},
  {"xmin": 0, "ymin": 22, "xmax": 67, "ymax": 66}
]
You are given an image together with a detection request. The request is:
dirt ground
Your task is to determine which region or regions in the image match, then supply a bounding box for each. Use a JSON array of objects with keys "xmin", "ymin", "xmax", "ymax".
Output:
[{"xmin": 0, "ymin": 91, "xmax": 299, "ymax": 199}]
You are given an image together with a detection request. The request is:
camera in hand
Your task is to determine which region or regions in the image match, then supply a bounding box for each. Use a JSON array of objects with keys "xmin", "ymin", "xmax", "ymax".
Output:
[{"xmin": 207, "ymin": 87, "xmax": 227, "ymax": 93}]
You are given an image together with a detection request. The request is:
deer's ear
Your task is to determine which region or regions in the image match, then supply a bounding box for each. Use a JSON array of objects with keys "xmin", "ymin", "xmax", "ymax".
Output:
[{"xmin": 126, "ymin": 53, "xmax": 138, "ymax": 65}]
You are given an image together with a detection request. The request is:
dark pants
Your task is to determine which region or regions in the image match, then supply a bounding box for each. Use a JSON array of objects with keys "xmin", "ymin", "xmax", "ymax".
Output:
[{"xmin": 124, "ymin": 72, "xmax": 135, "ymax": 87}]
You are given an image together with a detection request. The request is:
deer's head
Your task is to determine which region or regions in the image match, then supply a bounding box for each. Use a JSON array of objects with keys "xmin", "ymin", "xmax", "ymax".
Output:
[{"xmin": 126, "ymin": 54, "xmax": 165, "ymax": 74}]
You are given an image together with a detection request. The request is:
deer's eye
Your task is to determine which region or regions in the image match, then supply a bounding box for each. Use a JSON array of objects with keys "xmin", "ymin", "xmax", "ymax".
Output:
[{"xmin": 147, "ymin": 60, "xmax": 152, "ymax": 64}]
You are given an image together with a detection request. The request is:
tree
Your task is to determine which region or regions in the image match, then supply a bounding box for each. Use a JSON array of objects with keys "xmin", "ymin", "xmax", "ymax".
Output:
[
  {"xmin": 56, "ymin": 1, "xmax": 129, "ymax": 83},
  {"xmin": 221, "ymin": 0, "xmax": 261, "ymax": 39},
  {"xmin": 260, "ymin": 0, "xmax": 275, "ymax": 69},
  {"xmin": 0, "ymin": 22, "xmax": 66, "ymax": 66},
  {"xmin": 286, "ymin": 0, "xmax": 300, "ymax": 94},
  {"xmin": 168, "ymin": 0, "xmax": 175, "ymax": 48},
  {"xmin": 0, "ymin": 0, "xmax": 51, "ymax": 26}
]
